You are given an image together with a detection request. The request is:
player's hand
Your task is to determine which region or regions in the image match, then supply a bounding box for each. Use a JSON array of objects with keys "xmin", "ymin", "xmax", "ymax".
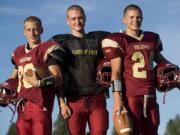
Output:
[
  {"xmin": 112, "ymin": 92, "xmax": 124, "ymax": 119},
  {"xmin": 60, "ymin": 104, "xmax": 72, "ymax": 119},
  {"xmin": 24, "ymin": 70, "xmax": 40, "ymax": 87},
  {"xmin": 113, "ymin": 102, "xmax": 124, "ymax": 119}
]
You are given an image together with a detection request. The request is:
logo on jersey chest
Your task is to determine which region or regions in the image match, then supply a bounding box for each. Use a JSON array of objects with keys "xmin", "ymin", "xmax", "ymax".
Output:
[
  {"xmin": 134, "ymin": 44, "xmax": 151, "ymax": 50},
  {"xmin": 19, "ymin": 57, "xmax": 32, "ymax": 64}
]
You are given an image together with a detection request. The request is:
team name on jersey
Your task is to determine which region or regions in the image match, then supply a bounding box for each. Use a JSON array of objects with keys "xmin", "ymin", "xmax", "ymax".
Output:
[
  {"xmin": 134, "ymin": 44, "xmax": 150, "ymax": 50},
  {"xmin": 19, "ymin": 57, "xmax": 32, "ymax": 63},
  {"xmin": 71, "ymin": 49, "xmax": 97, "ymax": 55}
]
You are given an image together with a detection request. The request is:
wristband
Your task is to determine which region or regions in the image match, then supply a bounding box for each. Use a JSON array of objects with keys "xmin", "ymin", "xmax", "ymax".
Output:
[
  {"xmin": 40, "ymin": 76, "xmax": 55, "ymax": 87},
  {"xmin": 111, "ymin": 80, "xmax": 122, "ymax": 92}
]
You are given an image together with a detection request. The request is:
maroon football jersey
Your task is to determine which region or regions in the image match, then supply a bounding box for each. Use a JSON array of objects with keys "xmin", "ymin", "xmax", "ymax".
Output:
[
  {"xmin": 12, "ymin": 41, "xmax": 60, "ymax": 111},
  {"xmin": 102, "ymin": 31, "xmax": 163, "ymax": 96}
]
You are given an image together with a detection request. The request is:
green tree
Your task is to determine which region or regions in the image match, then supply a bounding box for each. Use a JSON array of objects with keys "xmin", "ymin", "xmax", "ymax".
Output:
[
  {"xmin": 53, "ymin": 115, "xmax": 69, "ymax": 135},
  {"xmin": 164, "ymin": 114, "xmax": 180, "ymax": 135},
  {"xmin": 6, "ymin": 122, "xmax": 16, "ymax": 135}
]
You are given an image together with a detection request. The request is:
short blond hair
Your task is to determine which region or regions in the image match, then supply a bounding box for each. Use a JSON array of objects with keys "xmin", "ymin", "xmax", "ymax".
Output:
[
  {"xmin": 66, "ymin": 5, "xmax": 85, "ymax": 18},
  {"xmin": 123, "ymin": 4, "xmax": 143, "ymax": 17},
  {"xmin": 23, "ymin": 16, "xmax": 42, "ymax": 27}
]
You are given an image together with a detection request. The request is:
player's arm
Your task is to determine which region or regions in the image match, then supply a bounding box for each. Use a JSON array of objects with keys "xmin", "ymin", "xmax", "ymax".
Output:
[
  {"xmin": 24, "ymin": 53, "xmax": 63, "ymax": 88},
  {"xmin": 154, "ymin": 52, "xmax": 170, "ymax": 64},
  {"xmin": 9, "ymin": 68, "xmax": 18, "ymax": 79},
  {"xmin": 47, "ymin": 64, "xmax": 63, "ymax": 87},
  {"xmin": 45, "ymin": 58, "xmax": 71, "ymax": 118},
  {"xmin": 24, "ymin": 64, "xmax": 62, "ymax": 88},
  {"xmin": 58, "ymin": 89, "xmax": 71, "ymax": 119},
  {"xmin": 102, "ymin": 35, "xmax": 125, "ymax": 117},
  {"xmin": 46, "ymin": 56, "xmax": 71, "ymax": 119},
  {"xmin": 24, "ymin": 51, "xmax": 71, "ymax": 118},
  {"xmin": 47, "ymin": 64, "xmax": 71, "ymax": 117},
  {"xmin": 111, "ymin": 57, "xmax": 124, "ymax": 118}
]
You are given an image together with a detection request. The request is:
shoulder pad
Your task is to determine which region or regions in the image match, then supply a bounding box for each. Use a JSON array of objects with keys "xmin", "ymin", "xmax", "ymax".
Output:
[
  {"xmin": 88, "ymin": 31, "xmax": 110, "ymax": 40},
  {"xmin": 105, "ymin": 32, "xmax": 124, "ymax": 39},
  {"xmin": 88, "ymin": 30, "xmax": 110, "ymax": 35},
  {"xmin": 49, "ymin": 34, "xmax": 70, "ymax": 44},
  {"xmin": 143, "ymin": 31, "xmax": 159, "ymax": 36},
  {"xmin": 13, "ymin": 44, "xmax": 26, "ymax": 58},
  {"xmin": 88, "ymin": 31, "xmax": 110, "ymax": 36},
  {"xmin": 14, "ymin": 44, "xmax": 26, "ymax": 51}
]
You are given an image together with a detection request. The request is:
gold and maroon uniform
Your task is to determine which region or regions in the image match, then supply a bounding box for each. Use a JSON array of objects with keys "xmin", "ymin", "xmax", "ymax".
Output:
[
  {"xmin": 12, "ymin": 41, "xmax": 63, "ymax": 135},
  {"xmin": 102, "ymin": 31, "xmax": 162, "ymax": 135}
]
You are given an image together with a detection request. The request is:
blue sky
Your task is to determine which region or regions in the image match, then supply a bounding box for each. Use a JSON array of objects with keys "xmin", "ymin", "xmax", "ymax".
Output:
[{"xmin": 0, "ymin": 0, "xmax": 180, "ymax": 135}]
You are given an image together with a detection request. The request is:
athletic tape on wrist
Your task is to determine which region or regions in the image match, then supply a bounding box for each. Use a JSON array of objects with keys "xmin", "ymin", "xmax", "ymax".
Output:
[{"xmin": 111, "ymin": 80, "xmax": 122, "ymax": 92}]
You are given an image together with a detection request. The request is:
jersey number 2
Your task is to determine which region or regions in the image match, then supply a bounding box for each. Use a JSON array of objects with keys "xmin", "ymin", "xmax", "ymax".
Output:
[{"xmin": 132, "ymin": 52, "xmax": 147, "ymax": 78}]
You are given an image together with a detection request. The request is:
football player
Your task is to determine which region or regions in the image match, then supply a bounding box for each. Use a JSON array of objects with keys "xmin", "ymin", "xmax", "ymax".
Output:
[
  {"xmin": 1, "ymin": 16, "xmax": 64, "ymax": 135},
  {"xmin": 102, "ymin": 4, "xmax": 174, "ymax": 135},
  {"xmin": 50, "ymin": 5, "xmax": 110, "ymax": 135}
]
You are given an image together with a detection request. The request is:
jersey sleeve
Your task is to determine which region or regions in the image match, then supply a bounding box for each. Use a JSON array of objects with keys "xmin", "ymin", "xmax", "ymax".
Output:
[
  {"xmin": 11, "ymin": 56, "xmax": 17, "ymax": 67},
  {"xmin": 93, "ymin": 31, "xmax": 111, "ymax": 60},
  {"xmin": 92, "ymin": 31, "xmax": 110, "ymax": 40},
  {"xmin": 102, "ymin": 33, "xmax": 124, "ymax": 60},
  {"xmin": 40, "ymin": 41, "xmax": 66, "ymax": 65},
  {"xmin": 49, "ymin": 45, "xmax": 65, "ymax": 62},
  {"xmin": 49, "ymin": 34, "xmax": 69, "ymax": 45},
  {"xmin": 155, "ymin": 35, "xmax": 163, "ymax": 53},
  {"xmin": 11, "ymin": 45, "xmax": 25, "ymax": 66},
  {"xmin": 48, "ymin": 47, "xmax": 66, "ymax": 66}
]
